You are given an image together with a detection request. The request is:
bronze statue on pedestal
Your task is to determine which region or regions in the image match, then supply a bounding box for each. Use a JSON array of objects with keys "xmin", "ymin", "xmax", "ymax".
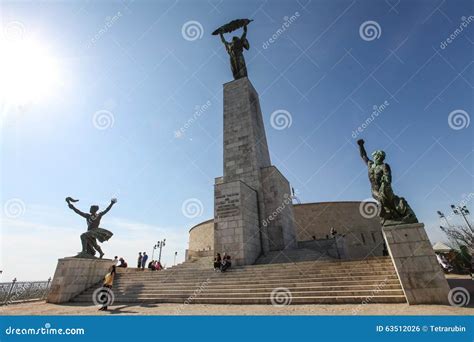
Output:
[
  {"xmin": 357, "ymin": 139, "xmax": 418, "ymax": 226},
  {"xmin": 213, "ymin": 19, "xmax": 253, "ymax": 80},
  {"xmin": 66, "ymin": 197, "xmax": 116, "ymax": 258}
]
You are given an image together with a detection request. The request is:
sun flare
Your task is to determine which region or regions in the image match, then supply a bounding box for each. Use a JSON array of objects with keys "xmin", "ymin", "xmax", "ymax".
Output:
[{"xmin": 0, "ymin": 36, "xmax": 61, "ymax": 105}]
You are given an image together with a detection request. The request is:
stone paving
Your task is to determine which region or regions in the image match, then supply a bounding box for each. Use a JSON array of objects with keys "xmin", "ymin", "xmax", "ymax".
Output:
[{"xmin": 0, "ymin": 301, "xmax": 472, "ymax": 316}]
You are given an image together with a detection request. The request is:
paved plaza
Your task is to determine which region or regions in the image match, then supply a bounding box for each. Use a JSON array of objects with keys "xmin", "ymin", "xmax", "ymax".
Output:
[{"xmin": 1, "ymin": 300, "xmax": 472, "ymax": 316}]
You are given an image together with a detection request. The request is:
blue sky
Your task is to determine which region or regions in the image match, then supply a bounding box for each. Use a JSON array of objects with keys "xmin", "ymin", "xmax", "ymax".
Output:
[{"xmin": 0, "ymin": 0, "xmax": 472, "ymax": 281}]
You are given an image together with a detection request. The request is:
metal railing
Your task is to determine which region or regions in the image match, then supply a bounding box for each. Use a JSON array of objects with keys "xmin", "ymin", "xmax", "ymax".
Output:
[{"xmin": 0, "ymin": 278, "xmax": 52, "ymax": 305}]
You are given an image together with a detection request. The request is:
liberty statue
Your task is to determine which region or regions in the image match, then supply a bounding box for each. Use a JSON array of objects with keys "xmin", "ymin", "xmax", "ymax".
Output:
[{"xmin": 213, "ymin": 19, "xmax": 252, "ymax": 80}]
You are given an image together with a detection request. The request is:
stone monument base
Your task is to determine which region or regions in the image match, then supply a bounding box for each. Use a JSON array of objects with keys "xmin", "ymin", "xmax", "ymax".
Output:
[
  {"xmin": 382, "ymin": 223, "xmax": 450, "ymax": 305},
  {"xmin": 214, "ymin": 180, "xmax": 260, "ymax": 266},
  {"xmin": 47, "ymin": 257, "xmax": 114, "ymax": 304}
]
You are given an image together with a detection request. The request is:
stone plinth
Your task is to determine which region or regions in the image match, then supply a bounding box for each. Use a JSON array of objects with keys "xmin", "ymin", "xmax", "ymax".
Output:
[
  {"xmin": 221, "ymin": 77, "xmax": 271, "ymax": 254},
  {"xmin": 261, "ymin": 166, "xmax": 297, "ymax": 250},
  {"xmin": 47, "ymin": 257, "xmax": 114, "ymax": 303},
  {"xmin": 382, "ymin": 223, "xmax": 450, "ymax": 304},
  {"xmin": 222, "ymin": 77, "xmax": 271, "ymax": 187},
  {"xmin": 214, "ymin": 180, "xmax": 260, "ymax": 266},
  {"xmin": 214, "ymin": 77, "xmax": 297, "ymax": 263}
]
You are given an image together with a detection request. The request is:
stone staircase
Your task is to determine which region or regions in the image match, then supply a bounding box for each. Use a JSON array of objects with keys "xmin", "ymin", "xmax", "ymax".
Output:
[
  {"xmin": 174, "ymin": 256, "xmax": 214, "ymax": 269},
  {"xmin": 254, "ymin": 248, "xmax": 333, "ymax": 264},
  {"xmin": 72, "ymin": 256, "xmax": 406, "ymax": 304}
]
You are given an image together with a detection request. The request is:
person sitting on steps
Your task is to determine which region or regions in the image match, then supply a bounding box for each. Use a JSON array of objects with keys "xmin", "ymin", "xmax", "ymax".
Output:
[
  {"xmin": 214, "ymin": 253, "xmax": 222, "ymax": 271},
  {"xmin": 117, "ymin": 257, "xmax": 127, "ymax": 268},
  {"xmin": 220, "ymin": 253, "xmax": 232, "ymax": 272}
]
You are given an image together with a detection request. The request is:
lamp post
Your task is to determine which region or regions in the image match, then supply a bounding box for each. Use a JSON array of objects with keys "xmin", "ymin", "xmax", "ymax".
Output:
[
  {"xmin": 152, "ymin": 242, "xmax": 158, "ymax": 260},
  {"xmin": 450, "ymin": 205, "xmax": 472, "ymax": 230},
  {"xmin": 155, "ymin": 239, "xmax": 166, "ymax": 263},
  {"xmin": 437, "ymin": 211, "xmax": 452, "ymax": 228}
]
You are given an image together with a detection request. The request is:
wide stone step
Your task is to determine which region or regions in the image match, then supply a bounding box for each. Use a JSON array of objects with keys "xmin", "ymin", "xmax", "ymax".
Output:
[
  {"xmin": 126, "ymin": 267, "xmax": 396, "ymax": 280},
  {"xmin": 116, "ymin": 271, "xmax": 396, "ymax": 284},
  {"xmin": 114, "ymin": 277, "xmax": 398, "ymax": 289},
  {"xmin": 80, "ymin": 274, "xmax": 401, "ymax": 290},
  {"xmin": 254, "ymin": 250, "xmax": 335, "ymax": 264},
  {"xmin": 91, "ymin": 276, "xmax": 401, "ymax": 293},
  {"xmin": 111, "ymin": 277, "xmax": 402, "ymax": 288},
  {"xmin": 114, "ymin": 270, "xmax": 398, "ymax": 284},
  {"xmin": 155, "ymin": 262, "xmax": 393, "ymax": 272},
  {"xmin": 164, "ymin": 264, "xmax": 394, "ymax": 273},
  {"xmin": 118, "ymin": 257, "xmax": 394, "ymax": 273},
  {"xmin": 74, "ymin": 290, "xmax": 405, "ymax": 302},
  {"xmin": 73, "ymin": 295, "xmax": 406, "ymax": 304},
  {"xmin": 116, "ymin": 265, "xmax": 396, "ymax": 278},
  {"xmin": 78, "ymin": 283, "xmax": 403, "ymax": 296}
]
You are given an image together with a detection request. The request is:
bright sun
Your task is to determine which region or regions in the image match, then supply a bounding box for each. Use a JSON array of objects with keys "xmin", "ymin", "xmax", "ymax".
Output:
[{"xmin": 0, "ymin": 37, "xmax": 61, "ymax": 105}]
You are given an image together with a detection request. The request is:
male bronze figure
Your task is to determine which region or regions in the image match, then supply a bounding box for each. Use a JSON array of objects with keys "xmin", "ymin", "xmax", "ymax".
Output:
[
  {"xmin": 66, "ymin": 197, "xmax": 116, "ymax": 258},
  {"xmin": 357, "ymin": 139, "xmax": 418, "ymax": 226}
]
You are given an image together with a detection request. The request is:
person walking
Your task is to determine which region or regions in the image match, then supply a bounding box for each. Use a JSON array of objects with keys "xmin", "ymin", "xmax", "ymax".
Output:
[
  {"xmin": 141, "ymin": 252, "xmax": 148, "ymax": 269},
  {"xmin": 98, "ymin": 265, "xmax": 116, "ymax": 311},
  {"xmin": 137, "ymin": 252, "xmax": 142, "ymax": 268}
]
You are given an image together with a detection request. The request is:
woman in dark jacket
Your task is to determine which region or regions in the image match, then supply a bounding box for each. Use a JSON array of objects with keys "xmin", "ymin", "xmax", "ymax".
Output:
[{"xmin": 214, "ymin": 253, "xmax": 222, "ymax": 271}]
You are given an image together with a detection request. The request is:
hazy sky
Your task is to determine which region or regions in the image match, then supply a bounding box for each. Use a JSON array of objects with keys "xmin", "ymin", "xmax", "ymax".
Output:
[{"xmin": 0, "ymin": 0, "xmax": 472, "ymax": 281}]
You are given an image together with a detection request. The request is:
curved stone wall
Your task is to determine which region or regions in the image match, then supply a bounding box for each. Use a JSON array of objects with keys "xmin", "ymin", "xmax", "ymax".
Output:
[
  {"xmin": 293, "ymin": 201, "xmax": 384, "ymax": 259},
  {"xmin": 188, "ymin": 219, "xmax": 214, "ymax": 252},
  {"xmin": 187, "ymin": 201, "xmax": 384, "ymax": 260}
]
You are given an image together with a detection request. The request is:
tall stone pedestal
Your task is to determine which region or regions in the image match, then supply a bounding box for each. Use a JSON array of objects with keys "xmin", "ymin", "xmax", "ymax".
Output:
[
  {"xmin": 214, "ymin": 77, "xmax": 297, "ymax": 265},
  {"xmin": 47, "ymin": 257, "xmax": 114, "ymax": 303},
  {"xmin": 382, "ymin": 223, "xmax": 450, "ymax": 304}
]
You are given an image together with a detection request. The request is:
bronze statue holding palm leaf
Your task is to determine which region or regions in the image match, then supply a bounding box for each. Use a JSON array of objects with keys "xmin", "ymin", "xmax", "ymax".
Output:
[{"xmin": 213, "ymin": 19, "xmax": 253, "ymax": 80}]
